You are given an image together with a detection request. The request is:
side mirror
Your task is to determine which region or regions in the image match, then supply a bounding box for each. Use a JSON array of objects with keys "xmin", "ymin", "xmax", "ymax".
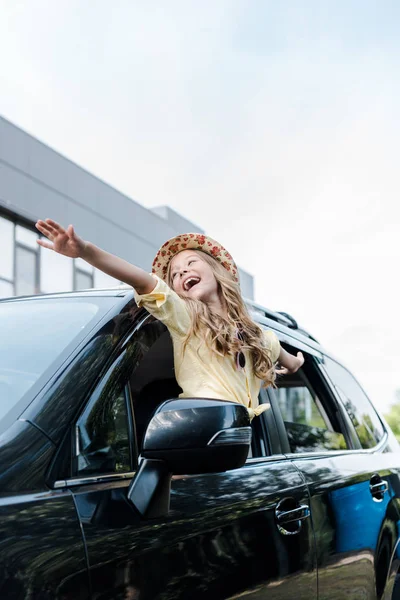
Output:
[{"xmin": 128, "ymin": 398, "xmax": 251, "ymax": 519}]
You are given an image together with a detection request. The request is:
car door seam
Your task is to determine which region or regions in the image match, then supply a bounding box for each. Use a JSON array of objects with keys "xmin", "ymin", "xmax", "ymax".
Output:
[{"xmin": 71, "ymin": 490, "xmax": 92, "ymax": 598}]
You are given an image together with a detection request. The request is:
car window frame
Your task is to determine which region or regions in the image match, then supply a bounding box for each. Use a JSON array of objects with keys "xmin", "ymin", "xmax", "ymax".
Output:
[
  {"xmin": 317, "ymin": 357, "xmax": 388, "ymax": 452},
  {"xmin": 73, "ymin": 356, "xmax": 136, "ymax": 479},
  {"xmin": 69, "ymin": 353, "xmax": 136, "ymax": 484},
  {"xmin": 250, "ymin": 325, "xmax": 325, "ymax": 458},
  {"xmin": 58, "ymin": 311, "xmax": 183, "ymax": 488},
  {"xmin": 260, "ymin": 329, "xmax": 361, "ymax": 458},
  {"xmin": 245, "ymin": 323, "xmax": 328, "ymax": 461},
  {"xmin": 52, "ymin": 320, "xmax": 154, "ymax": 490}
]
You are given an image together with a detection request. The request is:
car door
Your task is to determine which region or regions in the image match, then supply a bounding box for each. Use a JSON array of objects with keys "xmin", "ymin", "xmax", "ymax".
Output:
[
  {"xmin": 268, "ymin": 338, "xmax": 400, "ymax": 600},
  {"xmin": 64, "ymin": 316, "xmax": 318, "ymax": 600},
  {"xmin": 0, "ymin": 420, "xmax": 91, "ymax": 600},
  {"xmin": 0, "ymin": 293, "xmax": 128, "ymax": 600}
]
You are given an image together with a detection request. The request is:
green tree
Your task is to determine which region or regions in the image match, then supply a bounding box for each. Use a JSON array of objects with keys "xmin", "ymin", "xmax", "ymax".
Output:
[{"xmin": 384, "ymin": 390, "xmax": 400, "ymax": 442}]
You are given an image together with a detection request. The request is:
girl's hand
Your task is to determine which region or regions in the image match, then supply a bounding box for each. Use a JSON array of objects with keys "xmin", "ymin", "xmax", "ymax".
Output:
[
  {"xmin": 275, "ymin": 351, "xmax": 305, "ymax": 376},
  {"xmin": 35, "ymin": 219, "xmax": 86, "ymax": 259}
]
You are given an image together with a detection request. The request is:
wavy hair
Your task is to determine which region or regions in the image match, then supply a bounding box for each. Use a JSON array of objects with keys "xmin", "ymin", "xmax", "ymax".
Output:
[{"xmin": 167, "ymin": 250, "xmax": 276, "ymax": 388}]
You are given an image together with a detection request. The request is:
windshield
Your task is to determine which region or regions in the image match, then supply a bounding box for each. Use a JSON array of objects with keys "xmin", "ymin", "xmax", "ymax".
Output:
[{"xmin": 0, "ymin": 297, "xmax": 114, "ymax": 423}]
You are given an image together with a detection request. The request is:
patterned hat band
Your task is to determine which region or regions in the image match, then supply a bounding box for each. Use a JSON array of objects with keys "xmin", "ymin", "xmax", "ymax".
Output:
[{"xmin": 152, "ymin": 233, "xmax": 239, "ymax": 282}]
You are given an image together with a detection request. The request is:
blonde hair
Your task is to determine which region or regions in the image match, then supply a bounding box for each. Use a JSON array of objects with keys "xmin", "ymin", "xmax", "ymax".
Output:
[{"xmin": 167, "ymin": 250, "xmax": 276, "ymax": 387}]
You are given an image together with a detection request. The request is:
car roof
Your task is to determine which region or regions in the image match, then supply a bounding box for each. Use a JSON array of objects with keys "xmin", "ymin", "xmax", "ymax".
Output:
[{"xmin": 0, "ymin": 286, "xmax": 134, "ymax": 302}]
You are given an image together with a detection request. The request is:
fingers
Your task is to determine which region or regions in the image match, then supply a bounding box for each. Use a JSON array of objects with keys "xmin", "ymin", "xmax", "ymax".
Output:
[
  {"xmin": 35, "ymin": 221, "xmax": 54, "ymax": 239},
  {"xmin": 66, "ymin": 224, "xmax": 77, "ymax": 240},
  {"xmin": 36, "ymin": 220, "xmax": 57, "ymax": 237},
  {"xmin": 35, "ymin": 219, "xmax": 66, "ymax": 238},
  {"xmin": 45, "ymin": 218, "xmax": 66, "ymax": 234},
  {"xmin": 297, "ymin": 352, "xmax": 305, "ymax": 366},
  {"xmin": 37, "ymin": 239, "xmax": 54, "ymax": 250},
  {"xmin": 275, "ymin": 367, "xmax": 289, "ymax": 375}
]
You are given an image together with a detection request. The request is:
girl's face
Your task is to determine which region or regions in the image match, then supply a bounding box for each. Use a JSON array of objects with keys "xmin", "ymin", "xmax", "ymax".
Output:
[{"xmin": 169, "ymin": 250, "xmax": 219, "ymax": 302}]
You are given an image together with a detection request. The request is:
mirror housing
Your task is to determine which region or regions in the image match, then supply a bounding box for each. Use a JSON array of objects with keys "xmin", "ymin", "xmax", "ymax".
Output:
[
  {"xmin": 128, "ymin": 398, "xmax": 251, "ymax": 518},
  {"xmin": 143, "ymin": 397, "xmax": 251, "ymax": 474}
]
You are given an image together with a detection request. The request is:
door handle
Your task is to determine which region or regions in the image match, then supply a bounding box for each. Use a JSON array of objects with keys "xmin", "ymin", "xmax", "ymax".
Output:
[
  {"xmin": 370, "ymin": 481, "xmax": 388, "ymax": 494},
  {"xmin": 370, "ymin": 478, "xmax": 388, "ymax": 500},
  {"xmin": 276, "ymin": 504, "xmax": 310, "ymax": 524},
  {"xmin": 275, "ymin": 498, "xmax": 310, "ymax": 536}
]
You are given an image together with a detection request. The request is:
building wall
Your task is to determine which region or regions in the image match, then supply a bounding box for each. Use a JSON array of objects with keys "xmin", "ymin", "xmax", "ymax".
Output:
[{"xmin": 0, "ymin": 117, "xmax": 254, "ymax": 299}]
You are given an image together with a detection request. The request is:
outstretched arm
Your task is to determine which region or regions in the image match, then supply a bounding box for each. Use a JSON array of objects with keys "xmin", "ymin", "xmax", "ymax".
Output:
[
  {"xmin": 35, "ymin": 219, "xmax": 156, "ymax": 294},
  {"xmin": 275, "ymin": 347, "xmax": 304, "ymax": 375}
]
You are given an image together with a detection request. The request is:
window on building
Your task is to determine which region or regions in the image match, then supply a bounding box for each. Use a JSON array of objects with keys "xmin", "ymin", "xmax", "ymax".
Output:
[
  {"xmin": 15, "ymin": 225, "xmax": 39, "ymax": 297},
  {"xmin": 0, "ymin": 212, "xmax": 103, "ymax": 297},
  {"xmin": 75, "ymin": 269, "xmax": 94, "ymax": 290},
  {"xmin": 322, "ymin": 357, "xmax": 384, "ymax": 449},
  {"xmin": 16, "ymin": 225, "xmax": 38, "ymax": 249},
  {"xmin": 0, "ymin": 216, "xmax": 14, "ymax": 295},
  {"xmin": 15, "ymin": 245, "xmax": 38, "ymax": 296},
  {"xmin": 94, "ymin": 269, "xmax": 121, "ymax": 289},
  {"xmin": 0, "ymin": 279, "xmax": 13, "ymax": 299},
  {"xmin": 0, "ymin": 212, "xmax": 126, "ymax": 296},
  {"xmin": 40, "ymin": 246, "xmax": 74, "ymax": 293},
  {"xmin": 74, "ymin": 257, "xmax": 94, "ymax": 290}
]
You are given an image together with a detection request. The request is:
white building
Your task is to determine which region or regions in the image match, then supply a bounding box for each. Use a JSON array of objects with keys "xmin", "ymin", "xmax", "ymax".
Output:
[{"xmin": 0, "ymin": 117, "xmax": 254, "ymax": 299}]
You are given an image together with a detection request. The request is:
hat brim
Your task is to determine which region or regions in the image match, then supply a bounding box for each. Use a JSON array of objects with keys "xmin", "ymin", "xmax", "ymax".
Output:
[{"xmin": 152, "ymin": 233, "xmax": 239, "ymax": 282}]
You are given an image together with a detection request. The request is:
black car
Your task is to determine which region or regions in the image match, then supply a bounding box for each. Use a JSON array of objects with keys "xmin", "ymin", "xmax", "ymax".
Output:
[{"xmin": 1, "ymin": 287, "xmax": 400, "ymax": 600}]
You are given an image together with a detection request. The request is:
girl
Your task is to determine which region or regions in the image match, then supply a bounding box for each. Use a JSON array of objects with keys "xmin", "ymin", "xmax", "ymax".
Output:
[{"xmin": 35, "ymin": 219, "xmax": 304, "ymax": 419}]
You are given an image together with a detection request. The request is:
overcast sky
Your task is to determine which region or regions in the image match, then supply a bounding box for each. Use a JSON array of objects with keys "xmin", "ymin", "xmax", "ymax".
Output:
[{"xmin": 1, "ymin": 0, "xmax": 400, "ymax": 413}]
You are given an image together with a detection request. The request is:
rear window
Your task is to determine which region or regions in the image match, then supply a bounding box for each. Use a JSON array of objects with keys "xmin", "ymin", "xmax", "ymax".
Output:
[
  {"xmin": 0, "ymin": 297, "xmax": 114, "ymax": 424},
  {"xmin": 323, "ymin": 357, "xmax": 384, "ymax": 449}
]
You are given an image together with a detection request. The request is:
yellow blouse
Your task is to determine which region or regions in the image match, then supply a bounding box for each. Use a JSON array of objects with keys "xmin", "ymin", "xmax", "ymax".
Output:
[{"xmin": 134, "ymin": 275, "xmax": 281, "ymax": 419}]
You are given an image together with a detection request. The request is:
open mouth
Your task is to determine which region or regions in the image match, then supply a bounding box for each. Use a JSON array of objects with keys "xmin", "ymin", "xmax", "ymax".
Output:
[{"xmin": 183, "ymin": 277, "xmax": 201, "ymax": 291}]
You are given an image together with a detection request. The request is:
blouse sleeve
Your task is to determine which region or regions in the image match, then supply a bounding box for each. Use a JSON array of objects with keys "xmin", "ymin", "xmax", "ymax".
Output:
[
  {"xmin": 134, "ymin": 275, "xmax": 191, "ymax": 336},
  {"xmin": 263, "ymin": 330, "xmax": 281, "ymax": 363}
]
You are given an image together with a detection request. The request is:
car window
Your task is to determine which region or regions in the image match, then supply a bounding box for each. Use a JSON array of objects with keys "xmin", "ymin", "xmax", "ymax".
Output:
[
  {"xmin": 129, "ymin": 317, "xmax": 268, "ymax": 460},
  {"xmin": 273, "ymin": 350, "xmax": 348, "ymax": 454},
  {"xmin": 322, "ymin": 357, "xmax": 384, "ymax": 449},
  {"xmin": 247, "ymin": 407, "xmax": 268, "ymax": 458},
  {"xmin": 128, "ymin": 318, "xmax": 182, "ymax": 451},
  {"xmin": 72, "ymin": 317, "xmax": 175, "ymax": 480},
  {"xmin": 75, "ymin": 355, "xmax": 133, "ymax": 477}
]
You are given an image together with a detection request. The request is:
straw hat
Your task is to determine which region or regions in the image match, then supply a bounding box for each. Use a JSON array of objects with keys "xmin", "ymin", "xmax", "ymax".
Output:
[{"xmin": 152, "ymin": 233, "xmax": 239, "ymax": 282}]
